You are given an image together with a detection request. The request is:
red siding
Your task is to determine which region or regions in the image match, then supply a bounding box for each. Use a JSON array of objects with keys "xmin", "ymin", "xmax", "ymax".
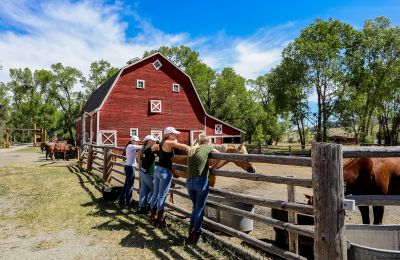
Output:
[{"xmin": 93, "ymin": 54, "xmax": 241, "ymax": 145}]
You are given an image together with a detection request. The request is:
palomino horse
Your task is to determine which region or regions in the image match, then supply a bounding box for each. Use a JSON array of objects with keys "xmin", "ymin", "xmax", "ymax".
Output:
[
  {"xmin": 169, "ymin": 143, "xmax": 256, "ymax": 203},
  {"xmin": 305, "ymin": 157, "xmax": 400, "ymax": 225},
  {"xmin": 343, "ymin": 157, "xmax": 400, "ymax": 224}
]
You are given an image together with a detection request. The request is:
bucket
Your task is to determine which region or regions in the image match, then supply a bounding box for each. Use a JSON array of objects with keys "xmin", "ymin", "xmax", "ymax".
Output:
[{"xmin": 204, "ymin": 195, "xmax": 254, "ymax": 233}]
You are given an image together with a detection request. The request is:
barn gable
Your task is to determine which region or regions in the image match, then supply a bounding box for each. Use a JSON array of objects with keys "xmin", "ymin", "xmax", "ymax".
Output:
[{"xmin": 77, "ymin": 53, "xmax": 244, "ymax": 146}]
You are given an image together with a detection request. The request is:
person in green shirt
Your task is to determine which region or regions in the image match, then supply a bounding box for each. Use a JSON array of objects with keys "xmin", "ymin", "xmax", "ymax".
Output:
[
  {"xmin": 137, "ymin": 135, "xmax": 158, "ymax": 214},
  {"xmin": 186, "ymin": 134, "xmax": 225, "ymax": 244}
]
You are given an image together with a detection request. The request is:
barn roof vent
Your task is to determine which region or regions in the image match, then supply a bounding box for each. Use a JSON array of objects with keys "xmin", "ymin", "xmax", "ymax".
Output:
[{"xmin": 126, "ymin": 57, "xmax": 140, "ymax": 65}]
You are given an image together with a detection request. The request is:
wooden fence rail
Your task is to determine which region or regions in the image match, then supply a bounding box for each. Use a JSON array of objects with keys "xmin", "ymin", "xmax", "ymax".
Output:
[{"xmin": 79, "ymin": 142, "xmax": 400, "ymax": 260}]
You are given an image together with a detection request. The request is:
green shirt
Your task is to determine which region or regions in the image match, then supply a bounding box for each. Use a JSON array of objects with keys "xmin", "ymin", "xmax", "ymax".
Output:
[
  {"xmin": 140, "ymin": 147, "xmax": 156, "ymax": 174},
  {"xmin": 187, "ymin": 144, "xmax": 215, "ymax": 178}
]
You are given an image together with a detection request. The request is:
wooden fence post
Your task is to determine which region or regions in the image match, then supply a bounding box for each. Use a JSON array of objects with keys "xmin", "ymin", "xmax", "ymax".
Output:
[
  {"xmin": 287, "ymin": 184, "xmax": 298, "ymax": 254},
  {"xmin": 33, "ymin": 123, "xmax": 37, "ymax": 147},
  {"xmin": 103, "ymin": 147, "xmax": 112, "ymax": 182},
  {"xmin": 312, "ymin": 142, "xmax": 347, "ymax": 260},
  {"xmin": 86, "ymin": 145, "xmax": 93, "ymax": 172},
  {"xmin": 5, "ymin": 127, "xmax": 10, "ymax": 148}
]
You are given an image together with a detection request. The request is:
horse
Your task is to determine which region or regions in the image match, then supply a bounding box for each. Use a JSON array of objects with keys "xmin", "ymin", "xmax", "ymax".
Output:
[
  {"xmin": 343, "ymin": 157, "xmax": 400, "ymax": 224},
  {"xmin": 305, "ymin": 157, "xmax": 400, "ymax": 225},
  {"xmin": 169, "ymin": 143, "xmax": 256, "ymax": 203}
]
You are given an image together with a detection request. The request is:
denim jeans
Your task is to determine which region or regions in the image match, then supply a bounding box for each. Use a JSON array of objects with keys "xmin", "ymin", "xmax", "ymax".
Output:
[
  {"xmin": 139, "ymin": 171, "xmax": 154, "ymax": 208},
  {"xmin": 150, "ymin": 166, "xmax": 172, "ymax": 211},
  {"xmin": 119, "ymin": 165, "xmax": 135, "ymax": 206},
  {"xmin": 186, "ymin": 176, "xmax": 209, "ymax": 231}
]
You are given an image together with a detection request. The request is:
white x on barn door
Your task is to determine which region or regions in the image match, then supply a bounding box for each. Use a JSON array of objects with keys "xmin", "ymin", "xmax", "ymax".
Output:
[
  {"xmin": 97, "ymin": 130, "xmax": 117, "ymax": 146},
  {"xmin": 150, "ymin": 100, "xmax": 162, "ymax": 113}
]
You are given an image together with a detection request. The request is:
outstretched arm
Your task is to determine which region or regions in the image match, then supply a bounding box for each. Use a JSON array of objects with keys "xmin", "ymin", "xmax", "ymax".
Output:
[
  {"xmin": 171, "ymin": 142, "xmax": 190, "ymax": 151},
  {"xmin": 210, "ymin": 149, "xmax": 227, "ymax": 170}
]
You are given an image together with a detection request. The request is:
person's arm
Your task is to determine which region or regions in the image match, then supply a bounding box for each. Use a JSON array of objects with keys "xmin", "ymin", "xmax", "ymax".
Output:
[
  {"xmin": 170, "ymin": 141, "xmax": 190, "ymax": 151},
  {"xmin": 210, "ymin": 148, "xmax": 227, "ymax": 170}
]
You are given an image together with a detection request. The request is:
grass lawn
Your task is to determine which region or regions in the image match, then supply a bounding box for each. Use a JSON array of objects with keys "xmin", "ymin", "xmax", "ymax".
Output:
[{"xmin": 0, "ymin": 161, "xmax": 233, "ymax": 259}]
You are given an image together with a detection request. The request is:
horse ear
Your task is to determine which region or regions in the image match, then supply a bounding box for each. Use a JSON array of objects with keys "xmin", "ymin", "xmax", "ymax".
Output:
[{"xmin": 304, "ymin": 193, "xmax": 312, "ymax": 199}]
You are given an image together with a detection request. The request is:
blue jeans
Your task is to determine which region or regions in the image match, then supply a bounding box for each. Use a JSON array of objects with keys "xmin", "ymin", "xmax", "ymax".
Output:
[
  {"xmin": 186, "ymin": 176, "xmax": 209, "ymax": 231},
  {"xmin": 150, "ymin": 166, "xmax": 172, "ymax": 211},
  {"xmin": 119, "ymin": 165, "xmax": 135, "ymax": 206},
  {"xmin": 139, "ymin": 171, "xmax": 154, "ymax": 208}
]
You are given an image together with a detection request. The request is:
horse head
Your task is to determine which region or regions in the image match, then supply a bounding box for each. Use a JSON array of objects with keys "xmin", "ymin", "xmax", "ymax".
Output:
[{"xmin": 231, "ymin": 143, "xmax": 256, "ymax": 173}]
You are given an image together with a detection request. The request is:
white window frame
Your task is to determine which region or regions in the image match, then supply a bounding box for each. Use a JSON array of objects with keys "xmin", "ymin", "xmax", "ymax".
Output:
[
  {"xmin": 172, "ymin": 83, "xmax": 180, "ymax": 93},
  {"xmin": 215, "ymin": 124, "xmax": 223, "ymax": 135},
  {"xmin": 130, "ymin": 128, "xmax": 139, "ymax": 137},
  {"xmin": 152, "ymin": 59, "xmax": 162, "ymax": 70},
  {"xmin": 150, "ymin": 99, "xmax": 162, "ymax": 113},
  {"xmin": 97, "ymin": 130, "xmax": 117, "ymax": 146},
  {"xmin": 151, "ymin": 130, "xmax": 163, "ymax": 141},
  {"xmin": 136, "ymin": 79, "xmax": 145, "ymax": 89}
]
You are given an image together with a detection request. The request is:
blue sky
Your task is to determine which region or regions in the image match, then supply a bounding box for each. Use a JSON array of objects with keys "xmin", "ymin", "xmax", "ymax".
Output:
[{"xmin": 0, "ymin": 0, "xmax": 399, "ymax": 85}]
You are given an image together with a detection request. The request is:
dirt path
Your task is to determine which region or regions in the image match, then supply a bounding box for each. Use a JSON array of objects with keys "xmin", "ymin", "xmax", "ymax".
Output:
[{"xmin": 0, "ymin": 145, "xmax": 40, "ymax": 166}]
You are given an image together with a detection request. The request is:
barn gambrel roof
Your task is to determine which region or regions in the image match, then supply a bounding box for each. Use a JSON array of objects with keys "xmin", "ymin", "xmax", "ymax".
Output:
[{"xmin": 80, "ymin": 53, "xmax": 244, "ymax": 133}]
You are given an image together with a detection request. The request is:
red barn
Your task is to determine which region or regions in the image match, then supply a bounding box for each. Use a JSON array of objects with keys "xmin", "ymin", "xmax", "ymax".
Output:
[{"xmin": 76, "ymin": 53, "xmax": 243, "ymax": 147}]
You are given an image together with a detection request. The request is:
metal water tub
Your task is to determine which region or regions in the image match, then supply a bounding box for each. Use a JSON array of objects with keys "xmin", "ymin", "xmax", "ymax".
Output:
[{"xmin": 347, "ymin": 224, "xmax": 400, "ymax": 260}]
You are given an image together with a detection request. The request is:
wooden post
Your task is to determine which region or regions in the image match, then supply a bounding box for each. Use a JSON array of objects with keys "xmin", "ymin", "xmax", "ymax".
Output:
[
  {"xmin": 312, "ymin": 142, "xmax": 347, "ymax": 260},
  {"xmin": 103, "ymin": 147, "xmax": 112, "ymax": 182},
  {"xmin": 5, "ymin": 127, "xmax": 10, "ymax": 148},
  {"xmin": 81, "ymin": 113, "xmax": 86, "ymax": 146},
  {"xmin": 257, "ymin": 140, "xmax": 262, "ymax": 154},
  {"xmin": 33, "ymin": 123, "xmax": 37, "ymax": 147},
  {"xmin": 288, "ymin": 146, "xmax": 292, "ymax": 156},
  {"xmin": 287, "ymin": 184, "xmax": 298, "ymax": 254},
  {"xmin": 44, "ymin": 129, "xmax": 47, "ymax": 143},
  {"xmin": 86, "ymin": 145, "xmax": 93, "ymax": 172}
]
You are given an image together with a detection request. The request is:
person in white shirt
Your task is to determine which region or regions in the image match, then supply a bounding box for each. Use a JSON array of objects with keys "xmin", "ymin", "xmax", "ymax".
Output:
[{"xmin": 119, "ymin": 135, "xmax": 142, "ymax": 207}]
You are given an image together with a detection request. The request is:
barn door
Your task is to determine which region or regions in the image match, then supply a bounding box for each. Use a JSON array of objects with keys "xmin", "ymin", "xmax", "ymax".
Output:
[
  {"xmin": 98, "ymin": 130, "xmax": 117, "ymax": 146},
  {"xmin": 190, "ymin": 130, "xmax": 205, "ymax": 145}
]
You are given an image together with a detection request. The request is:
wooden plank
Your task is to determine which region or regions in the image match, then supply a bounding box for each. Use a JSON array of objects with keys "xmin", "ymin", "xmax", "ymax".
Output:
[
  {"xmin": 172, "ymin": 164, "xmax": 313, "ymax": 187},
  {"xmin": 171, "ymin": 178, "xmax": 314, "ymax": 215},
  {"xmin": 312, "ymin": 143, "xmax": 347, "ymax": 260},
  {"xmin": 93, "ymin": 155, "xmax": 103, "ymax": 161},
  {"xmin": 209, "ymin": 152, "xmax": 312, "ymax": 167},
  {"xmin": 110, "ymin": 152, "xmax": 126, "ymax": 160},
  {"xmin": 169, "ymin": 188, "xmax": 314, "ymax": 238},
  {"xmin": 111, "ymin": 175, "xmax": 124, "ymax": 184},
  {"xmin": 343, "ymin": 147, "xmax": 400, "ymax": 158},
  {"xmin": 165, "ymin": 202, "xmax": 307, "ymax": 260},
  {"xmin": 287, "ymin": 184, "xmax": 298, "ymax": 254},
  {"xmin": 111, "ymin": 161, "xmax": 125, "ymax": 168},
  {"xmin": 111, "ymin": 168, "xmax": 125, "ymax": 176},
  {"xmin": 346, "ymin": 195, "xmax": 400, "ymax": 206},
  {"xmin": 92, "ymin": 160, "xmax": 102, "ymax": 168}
]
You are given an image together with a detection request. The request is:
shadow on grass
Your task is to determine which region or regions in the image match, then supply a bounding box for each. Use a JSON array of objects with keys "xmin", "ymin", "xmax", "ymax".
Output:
[{"xmin": 67, "ymin": 164, "xmax": 223, "ymax": 260}]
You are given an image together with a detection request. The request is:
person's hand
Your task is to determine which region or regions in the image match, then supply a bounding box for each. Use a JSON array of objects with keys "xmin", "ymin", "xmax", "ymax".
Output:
[{"xmin": 151, "ymin": 144, "xmax": 159, "ymax": 151}]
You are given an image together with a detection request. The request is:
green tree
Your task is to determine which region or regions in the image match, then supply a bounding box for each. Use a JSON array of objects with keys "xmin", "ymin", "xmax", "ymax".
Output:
[
  {"xmin": 284, "ymin": 18, "xmax": 354, "ymax": 141},
  {"xmin": 50, "ymin": 63, "xmax": 83, "ymax": 140},
  {"xmin": 0, "ymin": 82, "xmax": 10, "ymax": 145},
  {"xmin": 268, "ymin": 59, "xmax": 311, "ymax": 148},
  {"xmin": 81, "ymin": 60, "xmax": 118, "ymax": 98},
  {"xmin": 344, "ymin": 17, "xmax": 400, "ymax": 144}
]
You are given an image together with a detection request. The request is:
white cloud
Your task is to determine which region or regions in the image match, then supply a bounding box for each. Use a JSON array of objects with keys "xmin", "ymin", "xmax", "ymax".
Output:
[
  {"xmin": 0, "ymin": 0, "xmax": 189, "ymax": 82},
  {"xmin": 0, "ymin": 0, "xmax": 298, "ymax": 83}
]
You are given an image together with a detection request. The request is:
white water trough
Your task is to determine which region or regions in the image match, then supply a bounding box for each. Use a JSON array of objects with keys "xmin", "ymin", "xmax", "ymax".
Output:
[{"xmin": 347, "ymin": 224, "xmax": 400, "ymax": 260}]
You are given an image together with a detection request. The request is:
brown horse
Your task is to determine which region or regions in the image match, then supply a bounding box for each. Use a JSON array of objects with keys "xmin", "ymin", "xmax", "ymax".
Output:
[
  {"xmin": 343, "ymin": 157, "xmax": 400, "ymax": 224},
  {"xmin": 170, "ymin": 143, "xmax": 256, "ymax": 203}
]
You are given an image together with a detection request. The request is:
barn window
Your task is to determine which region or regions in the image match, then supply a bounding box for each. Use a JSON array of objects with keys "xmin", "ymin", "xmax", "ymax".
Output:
[
  {"xmin": 130, "ymin": 128, "xmax": 139, "ymax": 137},
  {"xmin": 151, "ymin": 130, "xmax": 163, "ymax": 141},
  {"xmin": 152, "ymin": 60, "xmax": 162, "ymax": 70},
  {"xmin": 136, "ymin": 80, "xmax": 145, "ymax": 89},
  {"xmin": 172, "ymin": 83, "xmax": 180, "ymax": 93},
  {"xmin": 150, "ymin": 99, "xmax": 162, "ymax": 113},
  {"xmin": 215, "ymin": 124, "xmax": 223, "ymax": 134}
]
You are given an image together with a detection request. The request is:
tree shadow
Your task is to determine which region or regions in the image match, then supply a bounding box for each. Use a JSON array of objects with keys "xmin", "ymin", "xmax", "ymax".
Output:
[{"xmin": 67, "ymin": 164, "xmax": 224, "ymax": 260}]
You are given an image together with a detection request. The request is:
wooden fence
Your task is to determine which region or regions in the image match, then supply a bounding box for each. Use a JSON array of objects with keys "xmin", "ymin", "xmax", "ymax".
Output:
[{"xmin": 76, "ymin": 143, "xmax": 400, "ymax": 260}]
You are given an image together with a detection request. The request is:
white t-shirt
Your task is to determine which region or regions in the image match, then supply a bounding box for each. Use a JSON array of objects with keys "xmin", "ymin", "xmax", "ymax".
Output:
[{"xmin": 125, "ymin": 144, "xmax": 142, "ymax": 167}]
